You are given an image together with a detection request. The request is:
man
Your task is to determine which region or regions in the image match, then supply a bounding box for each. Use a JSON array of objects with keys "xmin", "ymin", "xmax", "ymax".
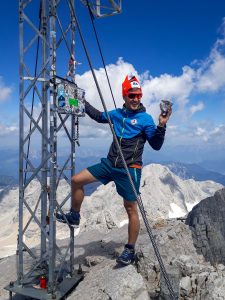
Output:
[{"xmin": 56, "ymin": 74, "xmax": 172, "ymax": 265}]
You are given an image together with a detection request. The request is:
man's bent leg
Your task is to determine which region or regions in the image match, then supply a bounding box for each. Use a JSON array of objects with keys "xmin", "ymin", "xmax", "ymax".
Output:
[
  {"xmin": 56, "ymin": 169, "xmax": 97, "ymax": 226},
  {"xmin": 123, "ymin": 200, "xmax": 140, "ymax": 245},
  {"xmin": 71, "ymin": 169, "xmax": 97, "ymax": 212}
]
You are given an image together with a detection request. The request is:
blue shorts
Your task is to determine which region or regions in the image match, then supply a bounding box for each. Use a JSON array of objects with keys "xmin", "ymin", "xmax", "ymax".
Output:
[{"xmin": 87, "ymin": 158, "xmax": 141, "ymax": 201}]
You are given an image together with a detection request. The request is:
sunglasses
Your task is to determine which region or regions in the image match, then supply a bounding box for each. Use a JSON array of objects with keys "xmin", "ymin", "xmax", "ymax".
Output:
[{"xmin": 127, "ymin": 93, "xmax": 142, "ymax": 100}]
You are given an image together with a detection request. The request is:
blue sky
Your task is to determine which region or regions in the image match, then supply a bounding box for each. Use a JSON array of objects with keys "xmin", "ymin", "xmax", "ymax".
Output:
[{"xmin": 0, "ymin": 0, "xmax": 225, "ymax": 167}]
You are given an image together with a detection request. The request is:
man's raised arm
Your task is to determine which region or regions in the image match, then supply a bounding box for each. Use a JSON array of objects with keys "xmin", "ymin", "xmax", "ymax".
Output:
[{"xmin": 84, "ymin": 100, "xmax": 108, "ymax": 123}]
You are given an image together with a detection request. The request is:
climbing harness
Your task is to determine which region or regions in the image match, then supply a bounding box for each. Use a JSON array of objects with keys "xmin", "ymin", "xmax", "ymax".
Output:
[{"xmin": 68, "ymin": 0, "xmax": 178, "ymax": 299}]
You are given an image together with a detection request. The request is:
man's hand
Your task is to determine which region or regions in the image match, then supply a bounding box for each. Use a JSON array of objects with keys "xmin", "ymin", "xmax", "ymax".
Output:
[{"xmin": 158, "ymin": 106, "xmax": 172, "ymax": 127}]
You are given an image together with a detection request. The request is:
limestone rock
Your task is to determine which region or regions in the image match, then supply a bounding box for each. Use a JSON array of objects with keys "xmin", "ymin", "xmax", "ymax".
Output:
[
  {"xmin": 67, "ymin": 260, "xmax": 149, "ymax": 300},
  {"xmin": 186, "ymin": 188, "xmax": 225, "ymax": 265}
]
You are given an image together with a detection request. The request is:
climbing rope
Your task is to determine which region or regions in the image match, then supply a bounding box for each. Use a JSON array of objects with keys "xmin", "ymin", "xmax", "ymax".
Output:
[{"xmin": 67, "ymin": 1, "xmax": 177, "ymax": 299}]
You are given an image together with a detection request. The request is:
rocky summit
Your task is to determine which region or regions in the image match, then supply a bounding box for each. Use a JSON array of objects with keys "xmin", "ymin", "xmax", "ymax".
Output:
[
  {"xmin": 0, "ymin": 164, "xmax": 224, "ymax": 299},
  {"xmin": 186, "ymin": 187, "xmax": 225, "ymax": 266},
  {"xmin": 1, "ymin": 217, "xmax": 225, "ymax": 299}
]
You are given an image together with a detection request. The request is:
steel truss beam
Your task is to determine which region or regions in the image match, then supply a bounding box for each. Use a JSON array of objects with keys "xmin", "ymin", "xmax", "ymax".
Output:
[
  {"xmin": 81, "ymin": 0, "xmax": 122, "ymax": 18},
  {"xmin": 5, "ymin": 1, "xmax": 83, "ymax": 299}
]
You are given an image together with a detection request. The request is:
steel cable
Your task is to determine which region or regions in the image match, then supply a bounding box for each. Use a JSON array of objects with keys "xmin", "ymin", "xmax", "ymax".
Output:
[
  {"xmin": 67, "ymin": 1, "xmax": 177, "ymax": 299},
  {"xmin": 86, "ymin": 0, "xmax": 117, "ymax": 109}
]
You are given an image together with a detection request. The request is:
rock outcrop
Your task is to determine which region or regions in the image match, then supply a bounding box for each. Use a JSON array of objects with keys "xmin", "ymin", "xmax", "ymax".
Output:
[
  {"xmin": 186, "ymin": 187, "xmax": 225, "ymax": 266},
  {"xmin": 66, "ymin": 218, "xmax": 225, "ymax": 299}
]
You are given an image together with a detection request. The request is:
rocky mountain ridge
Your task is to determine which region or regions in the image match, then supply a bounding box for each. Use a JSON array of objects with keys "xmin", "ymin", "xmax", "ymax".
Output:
[
  {"xmin": 164, "ymin": 161, "xmax": 225, "ymax": 185},
  {"xmin": 0, "ymin": 164, "xmax": 223, "ymax": 259},
  {"xmin": 81, "ymin": 164, "xmax": 223, "ymax": 232}
]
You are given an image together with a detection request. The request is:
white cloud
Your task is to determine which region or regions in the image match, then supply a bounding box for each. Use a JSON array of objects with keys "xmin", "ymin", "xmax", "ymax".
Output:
[
  {"xmin": 200, "ymin": 124, "xmax": 225, "ymax": 144},
  {"xmin": 196, "ymin": 127, "xmax": 206, "ymax": 136},
  {"xmin": 196, "ymin": 18, "xmax": 225, "ymax": 92},
  {"xmin": 142, "ymin": 65, "xmax": 195, "ymax": 107},
  {"xmin": 209, "ymin": 124, "xmax": 225, "ymax": 139},
  {"xmin": 0, "ymin": 77, "xmax": 12, "ymax": 102},
  {"xmin": 196, "ymin": 52, "xmax": 225, "ymax": 92},
  {"xmin": 79, "ymin": 121, "xmax": 111, "ymax": 138},
  {"xmin": 0, "ymin": 123, "xmax": 18, "ymax": 136},
  {"xmin": 189, "ymin": 102, "xmax": 204, "ymax": 117},
  {"xmin": 76, "ymin": 58, "xmax": 136, "ymax": 111},
  {"xmin": 165, "ymin": 121, "xmax": 225, "ymax": 148}
]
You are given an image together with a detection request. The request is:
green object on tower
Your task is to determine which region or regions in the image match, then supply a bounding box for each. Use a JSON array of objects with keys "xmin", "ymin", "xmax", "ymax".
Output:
[{"xmin": 69, "ymin": 98, "xmax": 78, "ymax": 107}]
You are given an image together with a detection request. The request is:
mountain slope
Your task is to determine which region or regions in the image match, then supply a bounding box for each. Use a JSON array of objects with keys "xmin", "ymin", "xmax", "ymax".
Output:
[
  {"xmin": 164, "ymin": 161, "xmax": 225, "ymax": 185},
  {"xmin": 0, "ymin": 164, "xmax": 222, "ymax": 258},
  {"xmin": 81, "ymin": 164, "xmax": 223, "ymax": 231}
]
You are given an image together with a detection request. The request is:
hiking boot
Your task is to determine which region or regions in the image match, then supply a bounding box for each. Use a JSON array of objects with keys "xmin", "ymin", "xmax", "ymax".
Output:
[
  {"xmin": 55, "ymin": 208, "xmax": 80, "ymax": 227},
  {"xmin": 116, "ymin": 244, "xmax": 135, "ymax": 265}
]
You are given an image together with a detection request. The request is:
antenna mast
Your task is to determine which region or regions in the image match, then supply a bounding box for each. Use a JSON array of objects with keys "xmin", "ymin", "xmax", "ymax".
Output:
[{"xmin": 5, "ymin": 1, "xmax": 122, "ymax": 299}]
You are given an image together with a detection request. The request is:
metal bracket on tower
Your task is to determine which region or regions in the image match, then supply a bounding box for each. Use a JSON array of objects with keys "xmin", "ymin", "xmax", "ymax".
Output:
[{"xmin": 81, "ymin": 0, "xmax": 122, "ymax": 18}]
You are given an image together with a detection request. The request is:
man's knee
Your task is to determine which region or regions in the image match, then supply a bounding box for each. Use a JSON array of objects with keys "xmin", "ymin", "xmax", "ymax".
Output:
[
  {"xmin": 71, "ymin": 174, "xmax": 82, "ymax": 188},
  {"xmin": 71, "ymin": 169, "xmax": 97, "ymax": 188},
  {"xmin": 124, "ymin": 200, "xmax": 138, "ymax": 216}
]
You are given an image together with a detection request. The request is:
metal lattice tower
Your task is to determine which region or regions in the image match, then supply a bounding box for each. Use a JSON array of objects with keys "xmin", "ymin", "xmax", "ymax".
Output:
[{"xmin": 5, "ymin": 1, "xmax": 122, "ymax": 299}]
